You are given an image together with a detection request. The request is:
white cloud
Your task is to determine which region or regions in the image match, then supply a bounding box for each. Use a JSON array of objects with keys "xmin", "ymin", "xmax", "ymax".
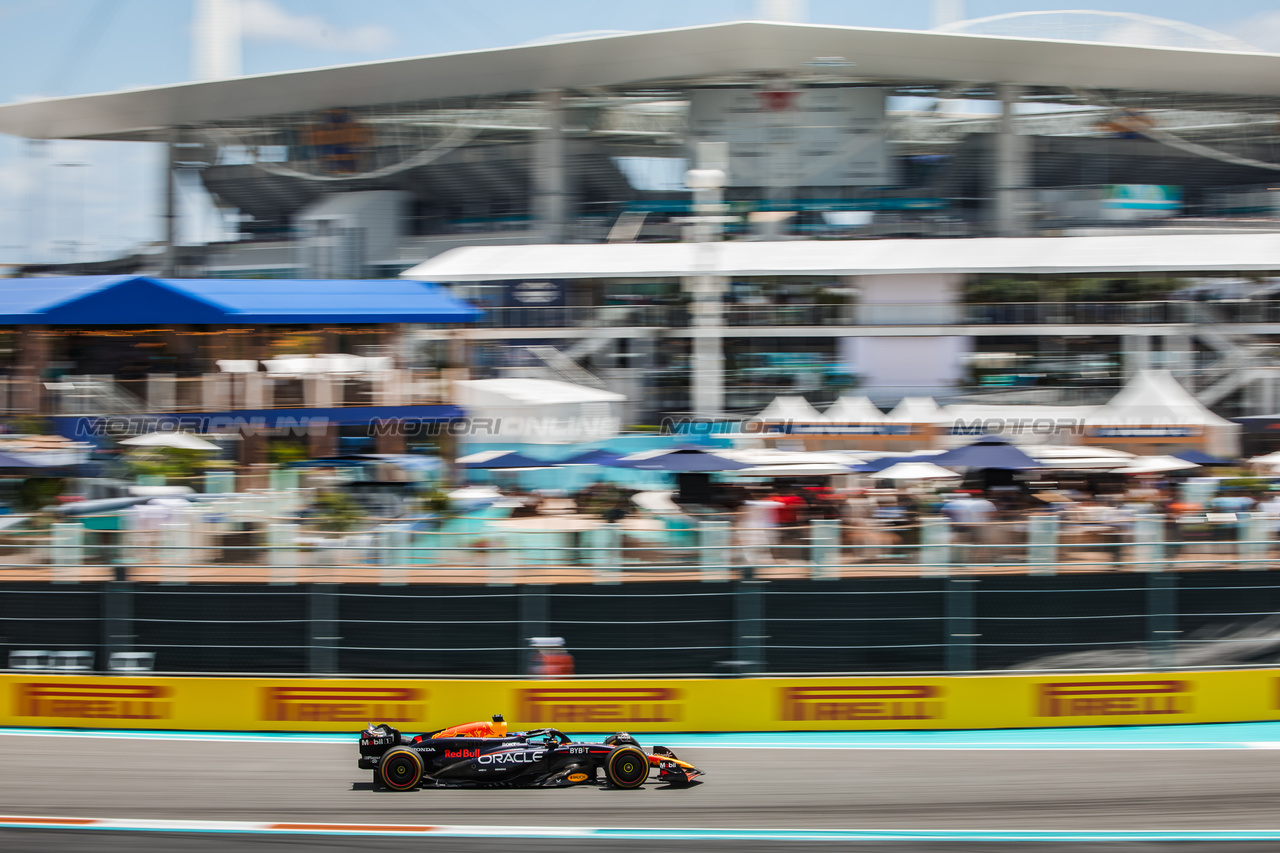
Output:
[{"xmin": 240, "ymin": 0, "xmax": 394, "ymax": 53}]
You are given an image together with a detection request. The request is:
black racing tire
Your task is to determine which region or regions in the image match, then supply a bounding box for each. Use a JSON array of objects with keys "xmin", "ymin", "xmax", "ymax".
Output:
[
  {"xmin": 378, "ymin": 747, "xmax": 424, "ymax": 791},
  {"xmin": 604, "ymin": 745, "xmax": 649, "ymax": 789}
]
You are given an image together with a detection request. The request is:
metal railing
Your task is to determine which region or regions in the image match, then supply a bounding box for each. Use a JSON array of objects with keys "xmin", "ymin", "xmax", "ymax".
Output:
[
  {"xmin": 5, "ymin": 512, "xmax": 1280, "ymax": 677},
  {"xmin": 457, "ymin": 300, "xmax": 1280, "ymax": 330}
]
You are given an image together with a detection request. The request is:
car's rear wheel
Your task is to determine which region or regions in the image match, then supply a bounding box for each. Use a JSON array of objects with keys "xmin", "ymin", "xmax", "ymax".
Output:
[
  {"xmin": 378, "ymin": 747, "xmax": 424, "ymax": 791},
  {"xmin": 604, "ymin": 745, "xmax": 648, "ymax": 789}
]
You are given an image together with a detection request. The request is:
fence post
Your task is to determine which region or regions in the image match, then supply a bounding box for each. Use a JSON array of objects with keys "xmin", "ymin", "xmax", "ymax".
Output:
[
  {"xmin": 102, "ymin": 581, "xmax": 134, "ymax": 672},
  {"xmin": 591, "ymin": 523, "xmax": 621, "ymax": 585},
  {"xmin": 733, "ymin": 580, "xmax": 766, "ymax": 676},
  {"xmin": 1027, "ymin": 514, "xmax": 1059, "ymax": 576},
  {"xmin": 810, "ymin": 519, "xmax": 840, "ymax": 580},
  {"xmin": 519, "ymin": 584, "xmax": 549, "ymax": 676},
  {"xmin": 159, "ymin": 521, "xmax": 188, "ymax": 585},
  {"xmin": 49, "ymin": 522, "xmax": 84, "ymax": 584},
  {"xmin": 379, "ymin": 526, "xmax": 410, "ymax": 586},
  {"xmin": 205, "ymin": 469, "xmax": 235, "ymax": 494},
  {"xmin": 945, "ymin": 577, "xmax": 977, "ymax": 672},
  {"xmin": 699, "ymin": 520, "xmax": 730, "ymax": 582},
  {"xmin": 1147, "ymin": 570, "xmax": 1178, "ymax": 670},
  {"xmin": 1240, "ymin": 512, "xmax": 1268, "ymax": 571},
  {"xmin": 1134, "ymin": 515, "xmax": 1165, "ymax": 572},
  {"xmin": 309, "ymin": 584, "xmax": 338, "ymax": 674},
  {"xmin": 267, "ymin": 522, "xmax": 298, "ymax": 586},
  {"xmin": 920, "ymin": 516, "xmax": 951, "ymax": 578}
]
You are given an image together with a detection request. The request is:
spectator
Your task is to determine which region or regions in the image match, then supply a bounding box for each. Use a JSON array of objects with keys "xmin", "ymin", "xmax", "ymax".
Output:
[{"xmin": 529, "ymin": 637, "xmax": 575, "ymax": 678}]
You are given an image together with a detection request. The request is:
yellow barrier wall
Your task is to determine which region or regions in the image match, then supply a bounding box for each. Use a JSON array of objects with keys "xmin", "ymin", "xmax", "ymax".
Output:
[{"xmin": 3, "ymin": 671, "xmax": 1279, "ymax": 732}]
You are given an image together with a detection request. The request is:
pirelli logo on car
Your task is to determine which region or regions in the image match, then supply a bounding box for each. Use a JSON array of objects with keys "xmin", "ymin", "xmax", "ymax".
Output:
[
  {"xmin": 1036, "ymin": 680, "xmax": 1191, "ymax": 718},
  {"xmin": 262, "ymin": 686, "xmax": 425, "ymax": 723},
  {"xmin": 780, "ymin": 685, "xmax": 943, "ymax": 722},
  {"xmin": 15, "ymin": 682, "xmax": 172, "ymax": 720},
  {"xmin": 519, "ymin": 687, "xmax": 682, "ymax": 724}
]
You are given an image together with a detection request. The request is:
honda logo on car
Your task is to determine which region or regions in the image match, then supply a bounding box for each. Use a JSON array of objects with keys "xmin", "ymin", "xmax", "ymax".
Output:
[
  {"xmin": 781, "ymin": 685, "xmax": 943, "ymax": 721},
  {"xmin": 519, "ymin": 688, "xmax": 682, "ymax": 724},
  {"xmin": 1037, "ymin": 680, "xmax": 1191, "ymax": 717},
  {"xmin": 16, "ymin": 682, "xmax": 172, "ymax": 720},
  {"xmin": 262, "ymin": 686, "xmax": 424, "ymax": 722},
  {"xmin": 476, "ymin": 749, "xmax": 545, "ymax": 766}
]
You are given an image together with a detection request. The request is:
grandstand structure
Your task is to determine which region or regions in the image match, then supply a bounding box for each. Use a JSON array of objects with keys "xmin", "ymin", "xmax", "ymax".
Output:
[{"xmin": 3, "ymin": 20, "xmax": 1280, "ymax": 420}]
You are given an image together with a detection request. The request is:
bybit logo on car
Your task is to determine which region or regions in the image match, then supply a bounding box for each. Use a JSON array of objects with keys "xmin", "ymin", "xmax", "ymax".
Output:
[
  {"xmin": 262, "ymin": 686, "xmax": 425, "ymax": 722},
  {"xmin": 780, "ymin": 685, "xmax": 944, "ymax": 721},
  {"xmin": 519, "ymin": 688, "xmax": 682, "ymax": 724},
  {"xmin": 1036, "ymin": 681, "xmax": 1191, "ymax": 717}
]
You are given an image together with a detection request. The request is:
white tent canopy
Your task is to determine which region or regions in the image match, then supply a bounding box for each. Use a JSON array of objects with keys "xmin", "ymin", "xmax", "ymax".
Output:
[
  {"xmin": 875, "ymin": 461, "xmax": 961, "ymax": 481},
  {"xmin": 1095, "ymin": 370, "xmax": 1235, "ymax": 427},
  {"xmin": 824, "ymin": 396, "xmax": 885, "ymax": 423},
  {"xmin": 884, "ymin": 397, "xmax": 943, "ymax": 423},
  {"xmin": 754, "ymin": 395, "xmax": 827, "ymax": 422},
  {"xmin": 453, "ymin": 378, "xmax": 625, "ymax": 445}
]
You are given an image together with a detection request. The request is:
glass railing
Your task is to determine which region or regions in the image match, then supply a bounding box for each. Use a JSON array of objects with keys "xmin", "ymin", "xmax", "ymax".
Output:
[{"xmin": 467, "ymin": 300, "xmax": 1280, "ymax": 329}]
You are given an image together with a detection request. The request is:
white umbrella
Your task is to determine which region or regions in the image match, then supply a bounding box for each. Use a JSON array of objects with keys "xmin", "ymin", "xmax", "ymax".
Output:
[
  {"xmin": 733, "ymin": 463, "xmax": 856, "ymax": 477},
  {"xmin": 874, "ymin": 461, "xmax": 961, "ymax": 481},
  {"xmin": 119, "ymin": 432, "xmax": 220, "ymax": 452},
  {"xmin": 1113, "ymin": 455, "xmax": 1202, "ymax": 475}
]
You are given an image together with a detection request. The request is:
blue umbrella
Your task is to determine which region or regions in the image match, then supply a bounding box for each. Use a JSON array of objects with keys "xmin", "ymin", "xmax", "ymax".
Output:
[
  {"xmin": 931, "ymin": 436, "xmax": 1040, "ymax": 470},
  {"xmin": 456, "ymin": 450, "xmax": 552, "ymax": 469},
  {"xmin": 610, "ymin": 446, "xmax": 752, "ymax": 472},
  {"xmin": 559, "ymin": 449, "xmax": 625, "ymax": 466},
  {"xmin": 1173, "ymin": 449, "xmax": 1233, "ymax": 466}
]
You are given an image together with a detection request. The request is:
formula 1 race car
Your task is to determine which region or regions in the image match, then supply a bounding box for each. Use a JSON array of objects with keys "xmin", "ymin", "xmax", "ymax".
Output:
[{"xmin": 358, "ymin": 714, "xmax": 704, "ymax": 790}]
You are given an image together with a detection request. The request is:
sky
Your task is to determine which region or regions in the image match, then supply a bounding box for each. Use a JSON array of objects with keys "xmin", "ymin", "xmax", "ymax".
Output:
[{"xmin": 1, "ymin": 0, "xmax": 1279, "ymax": 265}]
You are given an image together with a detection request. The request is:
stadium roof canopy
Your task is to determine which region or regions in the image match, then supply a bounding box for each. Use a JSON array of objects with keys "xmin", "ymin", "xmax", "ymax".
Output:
[
  {"xmin": 406, "ymin": 234, "xmax": 1280, "ymax": 281},
  {"xmin": 0, "ymin": 276, "xmax": 480, "ymax": 324},
  {"xmin": 1, "ymin": 21, "xmax": 1279, "ymax": 141}
]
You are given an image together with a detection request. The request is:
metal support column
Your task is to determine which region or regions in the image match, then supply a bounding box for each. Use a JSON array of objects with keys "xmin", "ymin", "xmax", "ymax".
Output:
[
  {"xmin": 733, "ymin": 579, "xmax": 766, "ymax": 676},
  {"xmin": 308, "ymin": 584, "xmax": 339, "ymax": 674},
  {"xmin": 519, "ymin": 584, "xmax": 549, "ymax": 675},
  {"xmin": 534, "ymin": 90, "xmax": 567, "ymax": 243},
  {"xmin": 945, "ymin": 577, "xmax": 977, "ymax": 672},
  {"xmin": 1147, "ymin": 571, "xmax": 1178, "ymax": 670},
  {"xmin": 162, "ymin": 130, "xmax": 179, "ymax": 276},
  {"xmin": 102, "ymin": 582, "xmax": 134, "ymax": 672},
  {"xmin": 994, "ymin": 83, "xmax": 1026, "ymax": 237},
  {"xmin": 684, "ymin": 141, "xmax": 728, "ymax": 416}
]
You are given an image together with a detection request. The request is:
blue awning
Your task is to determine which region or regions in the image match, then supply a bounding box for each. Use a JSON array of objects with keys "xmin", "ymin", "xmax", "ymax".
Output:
[{"xmin": 0, "ymin": 276, "xmax": 480, "ymax": 325}]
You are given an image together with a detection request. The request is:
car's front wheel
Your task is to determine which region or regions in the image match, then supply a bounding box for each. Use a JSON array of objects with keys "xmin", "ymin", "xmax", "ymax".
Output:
[
  {"xmin": 378, "ymin": 747, "xmax": 424, "ymax": 791},
  {"xmin": 604, "ymin": 745, "xmax": 649, "ymax": 789}
]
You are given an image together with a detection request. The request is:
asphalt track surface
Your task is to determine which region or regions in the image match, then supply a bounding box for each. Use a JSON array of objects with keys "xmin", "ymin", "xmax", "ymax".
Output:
[{"xmin": 2, "ymin": 730, "xmax": 1279, "ymax": 851}]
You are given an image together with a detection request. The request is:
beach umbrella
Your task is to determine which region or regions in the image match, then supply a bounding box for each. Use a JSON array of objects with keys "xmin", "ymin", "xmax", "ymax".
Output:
[
  {"xmin": 559, "ymin": 449, "xmax": 625, "ymax": 466},
  {"xmin": 1113, "ymin": 455, "xmax": 1202, "ymax": 475},
  {"xmin": 610, "ymin": 446, "xmax": 752, "ymax": 472},
  {"xmin": 119, "ymin": 432, "xmax": 220, "ymax": 452},
  {"xmin": 456, "ymin": 450, "xmax": 553, "ymax": 470},
  {"xmin": 1173, "ymin": 450, "xmax": 1233, "ymax": 467},
  {"xmin": 931, "ymin": 435, "xmax": 1040, "ymax": 470},
  {"xmin": 874, "ymin": 461, "xmax": 962, "ymax": 482}
]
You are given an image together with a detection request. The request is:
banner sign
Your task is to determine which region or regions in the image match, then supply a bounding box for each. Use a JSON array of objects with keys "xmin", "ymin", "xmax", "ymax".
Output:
[{"xmin": 2, "ymin": 670, "xmax": 1278, "ymax": 732}]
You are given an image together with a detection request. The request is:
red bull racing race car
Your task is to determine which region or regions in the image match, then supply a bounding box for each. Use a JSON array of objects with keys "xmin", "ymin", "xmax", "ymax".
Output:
[{"xmin": 358, "ymin": 714, "xmax": 703, "ymax": 790}]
